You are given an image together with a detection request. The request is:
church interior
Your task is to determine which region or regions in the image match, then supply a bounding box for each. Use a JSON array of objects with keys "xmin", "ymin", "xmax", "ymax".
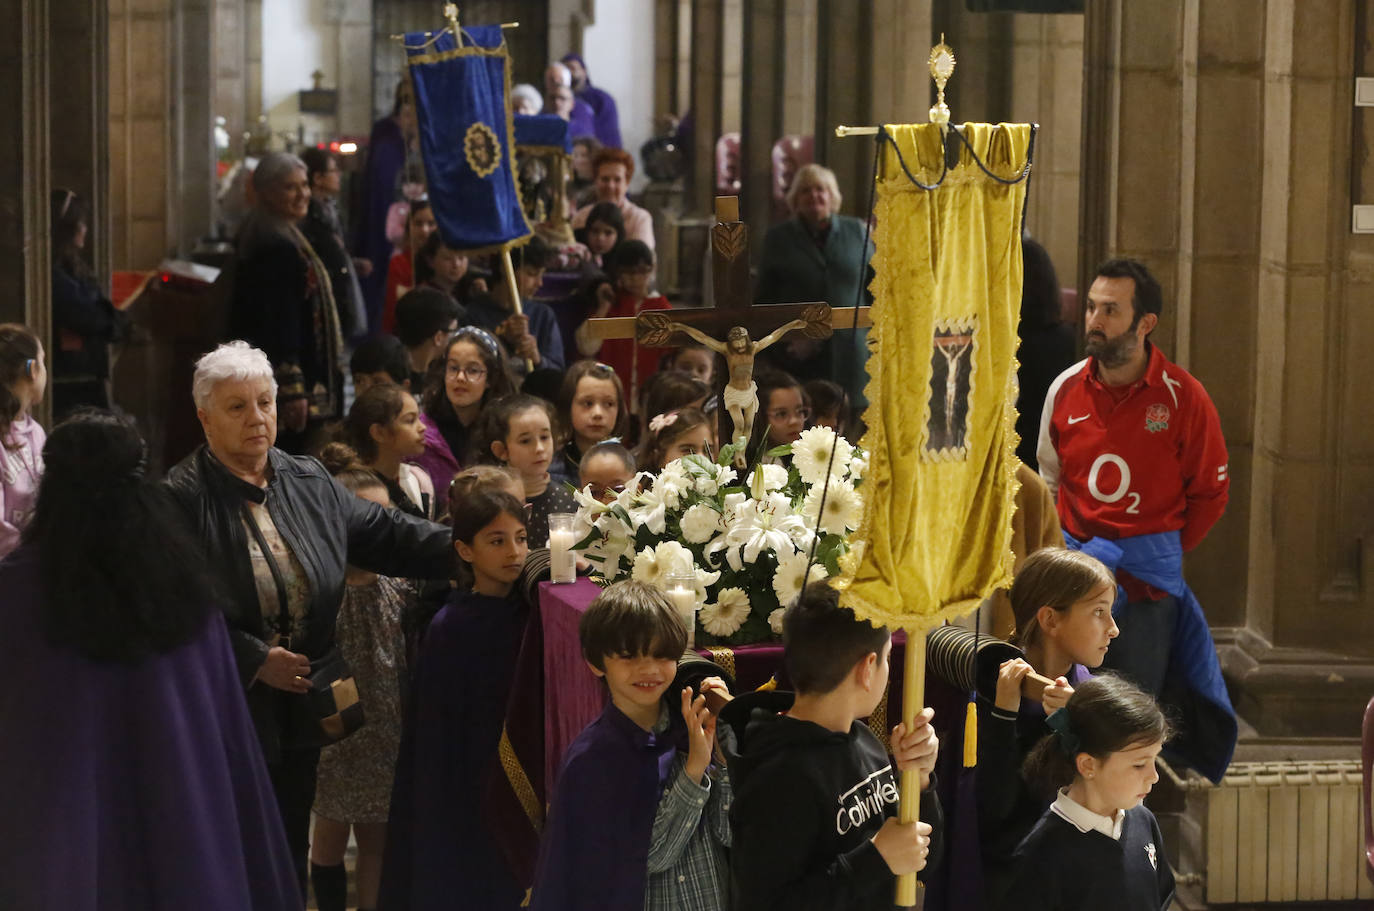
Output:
[{"xmin": 3, "ymin": 1, "xmax": 1374, "ymax": 909}]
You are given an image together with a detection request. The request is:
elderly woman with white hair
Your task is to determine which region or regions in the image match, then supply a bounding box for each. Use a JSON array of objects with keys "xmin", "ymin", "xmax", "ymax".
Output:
[
  {"xmin": 165, "ymin": 341, "xmax": 453, "ymax": 898},
  {"xmin": 230, "ymin": 150, "xmax": 346, "ymax": 453},
  {"xmin": 755, "ymin": 163, "xmax": 874, "ymax": 398}
]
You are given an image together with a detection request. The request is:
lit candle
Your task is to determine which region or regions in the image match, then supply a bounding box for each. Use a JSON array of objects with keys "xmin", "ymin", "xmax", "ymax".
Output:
[
  {"xmin": 548, "ymin": 514, "xmax": 577, "ymax": 584},
  {"xmin": 667, "ymin": 584, "xmax": 697, "ymax": 649}
]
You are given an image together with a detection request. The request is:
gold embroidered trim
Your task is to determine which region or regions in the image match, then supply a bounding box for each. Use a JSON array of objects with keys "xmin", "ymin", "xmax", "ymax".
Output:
[
  {"xmin": 706, "ymin": 646, "xmax": 736, "ymax": 680},
  {"xmin": 498, "ymin": 726, "xmax": 543, "ymax": 831}
]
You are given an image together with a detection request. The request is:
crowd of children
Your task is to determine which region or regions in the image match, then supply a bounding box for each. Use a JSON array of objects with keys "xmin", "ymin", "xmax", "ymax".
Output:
[{"xmin": 0, "ymin": 202, "xmax": 1183, "ymax": 910}]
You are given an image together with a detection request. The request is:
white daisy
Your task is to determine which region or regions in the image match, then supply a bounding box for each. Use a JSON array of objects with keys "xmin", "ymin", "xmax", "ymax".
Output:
[
  {"xmin": 773, "ymin": 548, "xmax": 829, "ymax": 609},
  {"xmin": 803, "ymin": 480, "xmax": 864, "ymax": 535},
  {"xmin": 700, "ymin": 587, "xmax": 751, "ymax": 637},
  {"xmin": 792, "ymin": 425, "xmax": 853, "ymax": 485},
  {"xmin": 680, "ymin": 503, "xmax": 723, "ymax": 544}
]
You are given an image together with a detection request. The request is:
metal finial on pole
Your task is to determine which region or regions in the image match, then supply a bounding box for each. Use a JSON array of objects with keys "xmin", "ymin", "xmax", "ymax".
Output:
[{"xmin": 928, "ymin": 35, "xmax": 956, "ymax": 127}]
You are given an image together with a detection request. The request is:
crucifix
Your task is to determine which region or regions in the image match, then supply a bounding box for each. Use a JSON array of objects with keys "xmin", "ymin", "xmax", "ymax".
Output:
[{"xmin": 582, "ymin": 196, "xmax": 871, "ymax": 465}]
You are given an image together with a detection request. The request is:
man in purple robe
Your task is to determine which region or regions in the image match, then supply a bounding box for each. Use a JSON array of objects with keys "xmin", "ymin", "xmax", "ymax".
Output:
[
  {"xmin": 562, "ymin": 53, "xmax": 623, "ymax": 149},
  {"xmin": 353, "ymin": 80, "xmax": 415, "ymax": 336}
]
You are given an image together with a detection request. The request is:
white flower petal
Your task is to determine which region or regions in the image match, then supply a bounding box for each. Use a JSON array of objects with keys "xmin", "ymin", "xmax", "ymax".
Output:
[{"xmin": 700, "ymin": 588, "xmax": 751, "ymax": 637}]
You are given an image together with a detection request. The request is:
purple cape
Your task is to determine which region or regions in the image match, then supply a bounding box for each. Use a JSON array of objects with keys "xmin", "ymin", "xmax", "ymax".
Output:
[
  {"xmin": 0, "ymin": 545, "xmax": 300, "ymax": 910},
  {"xmin": 561, "ymin": 53, "xmax": 622, "ymax": 149},
  {"xmin": 529, "ymin": 700, "xmax": 677, "ymax": 911},
  {"xmin": 379, "ymin": 590, "xmax": 529, "ymax": 911},
  {"xmin": 354, "ymin": 115, "xmax": 408, "ymax": 336}
]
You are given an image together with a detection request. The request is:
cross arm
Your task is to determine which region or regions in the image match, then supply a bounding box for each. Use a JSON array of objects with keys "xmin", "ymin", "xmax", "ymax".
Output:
[{"xmin": 579, "ymin": 304, "xmax": 873, "ymax": 342}]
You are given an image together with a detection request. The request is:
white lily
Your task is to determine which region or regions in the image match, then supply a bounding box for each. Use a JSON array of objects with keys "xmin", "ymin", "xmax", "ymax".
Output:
[
  {"xmin": 725, "ymin": 492, "xmax": 809, "ymax": 567},
  {"xmin": 631, "ymin": 540, "xmax": 695, "ymax": 587}
]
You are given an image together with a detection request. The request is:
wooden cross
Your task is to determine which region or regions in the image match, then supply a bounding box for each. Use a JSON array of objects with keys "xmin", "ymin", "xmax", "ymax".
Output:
[{"xmin": 583, "ymin": 196, "xmax": 871, "ymax": 462}]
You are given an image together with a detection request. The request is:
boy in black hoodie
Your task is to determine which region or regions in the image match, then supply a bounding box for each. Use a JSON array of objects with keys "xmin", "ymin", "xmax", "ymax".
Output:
[{"xmin": 719, "ymin": 581, "xmax": 944, "ymax": 911}]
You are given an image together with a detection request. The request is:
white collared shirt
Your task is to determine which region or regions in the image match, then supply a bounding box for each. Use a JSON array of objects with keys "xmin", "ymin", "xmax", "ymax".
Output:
[{"xmin": 1050, "ymin": 788, "xmax": 1125, "ymax": 840}]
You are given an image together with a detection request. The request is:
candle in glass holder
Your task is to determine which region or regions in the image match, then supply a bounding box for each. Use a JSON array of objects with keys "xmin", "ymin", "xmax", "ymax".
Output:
[
  {"xmin": 663, "ymin": 571, "xmax": 698, "ymax": 649},
  {"xmin": 548, "ymin": 513, "xmax": 578, "ymax": 584}
]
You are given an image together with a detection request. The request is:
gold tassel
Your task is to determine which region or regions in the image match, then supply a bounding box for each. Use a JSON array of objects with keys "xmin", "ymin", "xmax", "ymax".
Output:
[
  {"xmin": 755, "ymin": 675, "xmax": 778, "ymax": 692},
  {"xmin": 963, "ymin": 699, "xmax": 978, "ymax": 768}
]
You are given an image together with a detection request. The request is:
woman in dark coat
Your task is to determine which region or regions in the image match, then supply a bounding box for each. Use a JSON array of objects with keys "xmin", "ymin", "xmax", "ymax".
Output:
[
  {"xmin": 164, "ymin": 341, "xmax": 456, "ymax": 897},
  {"xmin": 0, "ymin": 410, "xmax": 301, "ymax": 910},
  {"xmin": 49, "ymin": 188, "xmax": 126, "ymax": 419},
  {"xmin": 230, "ymin": 151, "xmax": 345, "ymax": 453},
  {"xmin": 755, "ymin": 163, "xmax": 873, "ymax": 401}
]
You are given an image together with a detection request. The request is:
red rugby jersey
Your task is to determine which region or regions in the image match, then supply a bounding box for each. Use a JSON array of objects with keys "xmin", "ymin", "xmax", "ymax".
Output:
[{"xmin": 1036, "ymin": 345, "xmax": 1229, "ymax": 564}]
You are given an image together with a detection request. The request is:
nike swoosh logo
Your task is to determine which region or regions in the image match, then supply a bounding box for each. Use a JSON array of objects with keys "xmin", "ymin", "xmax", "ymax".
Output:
[{"xmin": 1067, "ymin": 414, "xmax": 1090, "ymax": 425}]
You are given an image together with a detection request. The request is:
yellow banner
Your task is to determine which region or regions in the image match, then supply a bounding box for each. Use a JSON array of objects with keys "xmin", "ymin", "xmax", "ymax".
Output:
[{"xmin": 834, "ymin": 122, "xmax": 1031, "ymax": 632}]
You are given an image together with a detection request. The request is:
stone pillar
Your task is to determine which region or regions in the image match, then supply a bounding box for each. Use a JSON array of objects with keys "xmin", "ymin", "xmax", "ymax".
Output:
[
  {"xmin": 686, "ymin": 0, "xmax": 723, "ymax": 210},
  {"xmin": 739, "ymin": 0, "xmax": 785, "ymax": 244},
  {"xmin": 781, "ymin": 0, "xmax": 816, "ymax": 140},
  {"xmin": 812, "ymin": 0, "xmax": 873, "ymax": 214},
  {"xmin": 0, "ymin": 0, "xmax": 52, "ymax": 364},
  {"xmin": 109, "ymin": 0, "xmax": 175, "ymax": 269},
  {"xmin": 176, "ymin": 0, "xmax": 215, "ymax": 253},
  {"xmin": 652, "ymin": 0, "xmax": 680, "ymax": 127},
  {"xmin": 814, "ymin": 0, "xmax": 935, "ymax": 220},
  {"xmin": 49, "ymin": 0, "xmax": 109, "ymax": 285},
  {"xmin": 1008, "ymin": 13, "xmax": 1082, "ymax": 286},
  {"xmin": 214, "ymin": 0, "xmax": 247, "ymax": 161}
]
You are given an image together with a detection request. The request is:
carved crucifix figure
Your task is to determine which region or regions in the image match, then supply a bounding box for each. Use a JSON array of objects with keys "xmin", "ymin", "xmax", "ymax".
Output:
[
  {"xmin": 582, "ymin": 196, "xmax": 870, "ymax": 466},
  {"xmin": 641, "ymin": 312, "xmax": 824, "ymax": 463}
]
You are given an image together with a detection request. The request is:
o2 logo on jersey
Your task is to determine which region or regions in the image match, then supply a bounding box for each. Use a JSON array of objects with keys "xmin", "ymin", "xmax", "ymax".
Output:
[{"xmin": 1088, "ymin": 453, "xmax": 1141, "ymax": 514}]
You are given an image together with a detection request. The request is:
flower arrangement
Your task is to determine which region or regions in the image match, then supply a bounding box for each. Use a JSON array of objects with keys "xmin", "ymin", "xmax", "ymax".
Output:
[{"xmin": 573, "ymin": 426, "xmax": 867, "ymax": 646}]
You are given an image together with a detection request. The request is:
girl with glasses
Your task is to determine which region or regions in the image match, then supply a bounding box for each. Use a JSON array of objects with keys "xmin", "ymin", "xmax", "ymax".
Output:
[{"xmin": 410, "ymin": 328, "xmax": 515, "ymax": 517}]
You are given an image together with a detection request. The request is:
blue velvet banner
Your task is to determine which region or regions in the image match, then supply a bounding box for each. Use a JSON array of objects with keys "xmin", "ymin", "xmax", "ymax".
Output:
[
  {"xmin": 513, "ymin": 114, "xmax": 572, "ymax": 153},
  {"xmin": 405, "ymin": 24, "xmax": 532, "ymax": 253}
]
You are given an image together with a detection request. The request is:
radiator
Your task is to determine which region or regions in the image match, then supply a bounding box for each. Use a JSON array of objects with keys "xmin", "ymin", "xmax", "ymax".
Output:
[{"xmin": 1204, "ymin": 760, "xmax": 1374, "ymax": 904}]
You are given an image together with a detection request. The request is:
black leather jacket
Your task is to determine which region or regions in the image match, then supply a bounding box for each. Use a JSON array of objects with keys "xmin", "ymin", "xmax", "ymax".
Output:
[{"xmin": 165, "ymin": 445, "xmax": 453, "ymax": 759}]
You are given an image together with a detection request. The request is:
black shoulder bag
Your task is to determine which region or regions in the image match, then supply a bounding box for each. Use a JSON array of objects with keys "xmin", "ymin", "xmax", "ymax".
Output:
[{"xmin": 242, "ymin": 502, "xmax": 366, "ymax": 744}]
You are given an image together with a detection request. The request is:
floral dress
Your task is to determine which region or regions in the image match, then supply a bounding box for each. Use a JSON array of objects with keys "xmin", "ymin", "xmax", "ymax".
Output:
[{"xmin": 314, "ymin": 575, "xmax": 412, "ymax": 823}]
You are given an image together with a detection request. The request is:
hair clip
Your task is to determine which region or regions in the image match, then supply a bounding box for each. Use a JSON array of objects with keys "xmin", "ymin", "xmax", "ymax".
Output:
[
  {"xmin": 1045, "ymin": 707, "xmax": 1081, "ymax": 758},
  {"xmin": 24, "ymin": 359, "xmax": 34, "ymax": 377},
  {"xmin": 452, "ymin": 326, "xmax": 502, "ymax": 359},
  {"xmin": 648, "ymin": 411, "xmax": 679, "ymax": 433}
]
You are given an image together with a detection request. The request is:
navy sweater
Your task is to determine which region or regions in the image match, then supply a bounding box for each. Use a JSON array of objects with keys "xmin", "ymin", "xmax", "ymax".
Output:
[{"xmin": 1001, "ymin": 804, "xmax": 1175, "ymax": 911}]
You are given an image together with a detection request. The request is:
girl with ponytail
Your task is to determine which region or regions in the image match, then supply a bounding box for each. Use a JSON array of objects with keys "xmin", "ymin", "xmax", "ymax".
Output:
[{"xmin": 1003, "ymin": 675, "xmax": 1175, "ymax": 911}]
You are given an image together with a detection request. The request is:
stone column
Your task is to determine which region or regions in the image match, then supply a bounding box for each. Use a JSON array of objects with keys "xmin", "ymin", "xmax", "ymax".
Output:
[
  {"xmin": 686, "ymin": 0, "xmax": 723, "ymax": 210},
  {"xmin": 739, "ymin": 0, "xmax": 785, "ymax": 244},
  {"xmin": 109, "ymin": 0, "xmax": 175, "ymax": 269},
  {"xmin": 214, "ymin": 0, "xmax": 247, "ymax": 161},
  {"xmin": 1008, "ymin": 12, "xmax": 1082, "ymax": 286},
  {"xmin": 812, "ymin": 0, "xmax": 873, "ymax": 214},
  {"xmin": 0, "ymin": 0, "xmax": 52, "ymax": 365},
  {"xmin": 652, "ymin": 0, "xmax": 680, "ymax": 128},
  {"xmin": 176, "ymin": 0, "xmax": 215, "ymax": 254},
  {"xmin": 49, "ymin": 0, "xmax": 109, "ymax": 284}
]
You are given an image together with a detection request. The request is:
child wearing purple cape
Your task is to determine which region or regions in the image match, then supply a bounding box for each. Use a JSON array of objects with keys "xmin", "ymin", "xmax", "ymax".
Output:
[
  {"xmin": 378, "ymin": 488, "xmax": 531, "ymax": 911},
  {"xmin": 531, "ymin": 580, "xmax": 733, "ymax": 911}
]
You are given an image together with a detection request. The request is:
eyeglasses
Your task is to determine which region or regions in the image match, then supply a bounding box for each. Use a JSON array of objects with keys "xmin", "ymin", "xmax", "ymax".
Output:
[
  {"xmin": 589, "ymin": 482, "xmax": 627, "ymax": 501},
  {"xmin": 768, "ymin": 407, "xmax": 811, "ymax": 422},
  {"xmin": 446, "ymin": 363, "xmax": 487, "ymax": 380}
]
